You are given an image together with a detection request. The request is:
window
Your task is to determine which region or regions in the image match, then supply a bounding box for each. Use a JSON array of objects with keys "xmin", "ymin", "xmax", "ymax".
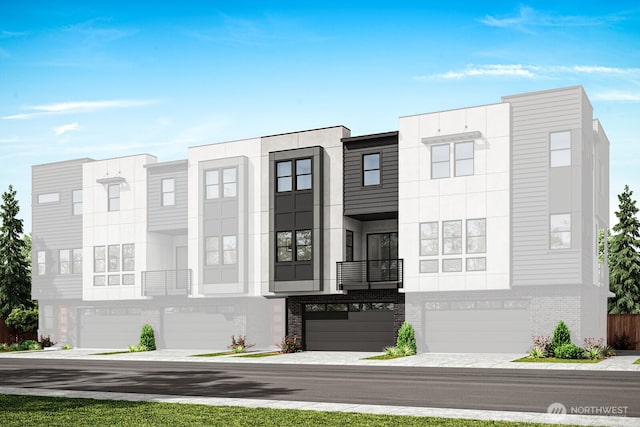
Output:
[
  {"xmin": 108, "ymin": 245, "xmax": 120, "ymax": 272},
  {"xmin": 420, "ymin": 259, "xmax": 438, "ymax": 273},
  {"xmin": 205, "ymin": 237, "xmax": 219, "ymax": 265},
  {"xmin": 296, "ymin": 230, "xmax": 312, "ymax": 261},
  {"xmin": 443, "ymin": 220, "xmax": 462, "ymax": 255},
  {"xmin": 550, "ymin": 131, "xmax": 571, "ymax": 167},
  {"xmin": 205, "ymin": 170, "xmax": 219, "ymax": 199},
  {"xmin": 345, "ymin": 230, "xmax": 353, "ymax": 262},
  {"xmin": 431, "ymin": 145, "xmax": 450, "ymax": 179},
  {"xmin": 108, "ymin": 275, "xmax": 120, "ymax": 286},
  {"xmin": 72, "ymin": 248, "xmax": 82, "ymax": 274},
  {"xmin": 38, "ymin": 193, "xmax": 59, "ymax": 204},
  {"xmin": 37, "ymin": 251, "xmax": 46, "ymax": 275},
  {"xmin": 363, "ymin": 153, "xmax": 380, "ymax": 186},
  {"xmin": 550, "ymin": 214, "xmax": 571, "ymax": 249},
  {"xmin": 466, "ymin": 257, "xmax": 486, "ymax": 271},
  {"xmin": 72, "ymin": 190, "xmax": 82, "ymax": 215},
  {"xmin": 223, "ymin": 168, "xmax": 237, "ymax": 197},
  {"xmin": 123, "ymin": 244, "xmax": 135, "ymax": 271},
  {"xmin": 162, "ymin": 178, "xmax": 175, "ymax": 206},
  {"xmin": 442, "ymin": 258, "xmax": 462, "ymax": 272},
  {"xmin": 455, "ymin": 142, "xmax": 474, "ymax": 176},
  {"xmin": 59, "ymin": 249, "xmax": 70, "ymax": 274},
  {"xmin": 93, "ymin": 276, "xmax": 106, "ymax": 286},
  {"xmin": 420, "ymin": 222, "xmax": 439, "ymax": 255},
  {"xmin": 223, "ymin": 235, "xmax": 237, "ymax": 264},
  {"xmin": 276, "ymin": 161, "xmax": 292, "ymax": 192},
  {"xmin": 466, "ymin": 218, "xmax": 486, "ymax": 254},
  {"xmin": 108, "ymin": 184, "xmax": 120, "ymax": 211},
  {"xmin": 94, "ymin": 246, "xmax": 106, "ymax": 273},
  {"xmin": 123, "ymin": 274, "xmax": 135, "ymax": 286},
  {"xmin": 276, "ymin": 231, "xmax": 292, "ymax": 262},
  {"xmin": 296, "ymin": 159, "xmax": 312, "ymax": 190}
]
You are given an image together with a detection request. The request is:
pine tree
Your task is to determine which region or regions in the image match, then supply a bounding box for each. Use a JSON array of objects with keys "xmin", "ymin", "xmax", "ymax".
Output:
[
  {"xmin": 608, "ymin": 185, "xmax": 640, "ymax": 314},
  {"xmin": 0, "ymin": 186, "xmax": 33, "ymax": 318}
]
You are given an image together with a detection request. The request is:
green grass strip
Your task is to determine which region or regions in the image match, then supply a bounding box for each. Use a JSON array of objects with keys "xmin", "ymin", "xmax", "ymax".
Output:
[
  {"xmin": 634, "ymin": 358, "xmax": 640, "ymax": 365},
  {"xmin": 233, "ymin": 352, "xmax": 282, "ymax": 358},
  {"xmin": 0, "ymin": 394, "xmax": 582, "ymax": 427},
  {"xmin": 363, "ymin": 354, "xmax": 405, "ymax": 360},
  {"xmin": 512, "ymin": 357, "xmax": 601, "ymax": 364},
  {"xmin": 190, "ymin": 352, "xmax": 232, "ymax": 357},
  {"xmin": 91, "ymin": 351, "xmax": 131, "ymax": 356}
]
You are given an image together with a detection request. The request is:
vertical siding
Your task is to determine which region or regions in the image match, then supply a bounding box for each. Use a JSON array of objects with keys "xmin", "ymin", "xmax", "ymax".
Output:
[
  {"xmin": 343, "ymin": 133, "xmax": 398, "ymax": 217},
  {"xmin": 32, "ymin": 158, "xmax": 92, "ymax": 299},
  {"xmin": 505, "ymin": 87, "xmax": 587, "ymax": 286},
  {"xmin": 147, "ymin": 161, "xmax": 188, "ymax": 232}
]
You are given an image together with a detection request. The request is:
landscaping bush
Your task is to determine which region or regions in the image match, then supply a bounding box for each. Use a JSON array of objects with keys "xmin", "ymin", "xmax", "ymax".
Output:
[
  {"xmin": 612, "ymin": 332, "xmax": 637, "ymax": 350},
  {"xmin": 5, "ymin": 307, "xmax": 38, "ymax": 333},
  {"xmin": 279, "ymin": 335, "xmax": 302, "ymax": 353},
  {"xmin": 19, "ymin": 340, "xmax": 40, "ymax": 351},
  {"xmin": 0, "ymin": 343, "xmax": 8, "ymax": 351},
  {"xmin": 549, "ymin": 321, "xmax": 571, "ymax": 354},
  {"xmin": 39, "ymin": 335, "xmax": 56, "ymax": 348},
  {"xmin": 554, "ymin": 343, "xmax": 584, "ymax": 359},
  {"xmin": 396, "ymin": 322, "xmax": 417, "ymax": 354},
  {"xmin": 228, "ymin": 335, "xmax": 254, "ymax": 353},
  {"xmin": 139, "ymin": 324, "xmax": 156, "ymax": 351},
  {"xmin": 529, "ymin": 335, "xmax": 552, "ymax": 358}
]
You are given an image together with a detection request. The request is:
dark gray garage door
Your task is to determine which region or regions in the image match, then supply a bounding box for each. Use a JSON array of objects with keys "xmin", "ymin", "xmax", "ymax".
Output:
[{"xmin": 304, "ymin": 302, "xmax": 395, "ymax": 351}]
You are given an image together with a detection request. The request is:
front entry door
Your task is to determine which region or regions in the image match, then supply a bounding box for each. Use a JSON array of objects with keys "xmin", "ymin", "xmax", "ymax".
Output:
[{"xmin": 367, "ymin": 232, "xmax": 398, "ymax": 282}]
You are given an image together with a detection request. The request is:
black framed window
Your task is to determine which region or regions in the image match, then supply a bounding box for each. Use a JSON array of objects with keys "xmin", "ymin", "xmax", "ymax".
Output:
[
  {"xmin": 276, "ymin": 161, "xmax": 292, "ymax": 192},
  {"xmin": 276, "ymin": 231, "xmax": 292, "ymax": 261},
  {"xmin": 205, "ymin": 170, "xmax": 219, "ymax": 199},
  {"xmin": 162, "ymin": 178, "xmax": 175, "ymax": 206},
  {"xmin": 363, "ymin": 153, "xmax": 380, "ymax": 186},
  {"xmin": 108, "ymin": 184, "xmax": 120, "ymax": 211},
  {"xmin": 296, "ymin": 230, "xmax": 312, "ymax": 261},
  {"xmin": 296, "ymin": 159, "xmax": 312, "ymax": 190},
  {"xmin": 345, "ymin": 230, "xmax": 353, "ymax": 261}
]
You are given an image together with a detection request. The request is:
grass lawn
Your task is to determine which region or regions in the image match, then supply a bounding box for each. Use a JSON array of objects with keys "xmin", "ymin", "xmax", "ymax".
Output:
[
  {"xmin": 634, "ymin": 358, "xmax": 640, "ymax": 365},
  {"xmin": 512, "ymin": 357, "xmax": 601, "ymax": 364},
  {"xmin": 0, "ymin": 394, "xmax": 582, "ymax": 427},
  {"xmin": 91, "ymin": 350, "xmax": 135, "ymax": 355},
  {"xmin": 191, "ymin": 351, "xmax": 233, "ymax": 357},
  {"xmin": 363, "ymin": 354, "xmax": 406, "ymax": 360},
  {"xmin": 234, "ymin": 351, "xmax": 282, "ymax": 358}
]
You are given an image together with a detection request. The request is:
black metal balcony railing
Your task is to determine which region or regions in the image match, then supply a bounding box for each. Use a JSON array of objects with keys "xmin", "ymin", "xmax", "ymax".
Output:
[
  {"xmin": 142, "ymin": 269, "xmax": 191, "ymax": 297},
  {"xmin": 337, "ymin": 259, "xmax": 403, "ymax": 290}
]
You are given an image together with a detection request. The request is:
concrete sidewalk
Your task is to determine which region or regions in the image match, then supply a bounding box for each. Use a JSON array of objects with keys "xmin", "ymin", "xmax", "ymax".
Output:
[{"xmin": 2, "ymin": 348, "xmax": 640, "ymax": 426}]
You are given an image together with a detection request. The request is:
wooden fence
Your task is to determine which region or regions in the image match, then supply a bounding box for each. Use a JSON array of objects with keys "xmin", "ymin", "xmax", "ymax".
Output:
[
  {"xmin": 0, "ymin": 317, "xmax": 37, "ymax": 344},
  {"xmin": 608, "ymin": 314, "xmax": 640, "ymax": 350}
]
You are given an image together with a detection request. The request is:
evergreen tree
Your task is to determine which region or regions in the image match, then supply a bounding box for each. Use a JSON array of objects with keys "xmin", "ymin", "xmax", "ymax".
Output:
[
  {"xmin": 0, "ymin": 186, "xmax": 33, "ymax": 318},
  {"xmin": 608, "ymin": 185, "xmax": 640, "ymax": 314}
]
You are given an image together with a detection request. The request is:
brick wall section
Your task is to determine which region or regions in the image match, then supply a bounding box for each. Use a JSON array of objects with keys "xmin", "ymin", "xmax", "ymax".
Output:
[{"xmin": 286, "ymin": 289, "xmax": 405, "ymax": 342}]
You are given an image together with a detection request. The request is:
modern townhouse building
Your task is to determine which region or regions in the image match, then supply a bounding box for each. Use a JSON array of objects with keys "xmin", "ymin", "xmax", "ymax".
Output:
[{"xmin": 32, "ymin": 86, "xmax": 610, "ymax": 352}]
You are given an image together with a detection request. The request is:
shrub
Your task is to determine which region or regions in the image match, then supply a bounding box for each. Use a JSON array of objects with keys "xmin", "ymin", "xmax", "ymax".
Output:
[
  {"xmin": 550, "ymin": 321, "xmax": 571, "ymax": 354},
  {"xmin": 396, "ymin": 322, "xmax": 417, "ymax": 354},
  {"xmin": 139, "ymin": 324, "xmax": 156, "ymax": 351},
  {"xmin": 529, "ymin": 346, "xmax": 545, "ymax": 359},
  {"xmin": 39, "ymin": 335, "xmax": 56, "ymax": 348},
  {"xmin": 0, "ymin": 343, "xmax": 8, "ymax": 351},
  {"xmin": 612, "ymin": 332, "xmax": 637, "ymax": 350},
  {"xmin": 19, "ymin": 340, "xmax": 40, "ymax": 351},
  {"xmin": 5, "ymin": 307, "xmax": 38, "ymax": 333},
  {"xmin": 228, "ymin": 335, "xmax": 254, "ymax": 353},
  {"xmin": 554, "ymin": 343, "xmax": 584, "ymax": 359},
  {"xmin": 530, "ymin": 335, "xmax": 552, "ymax": 357},
  {"xmin": 600, "ymin": 345, "xmax": 616, "ymax": 358},
  {"xmin": 9, "ymin": 343, "xmax": 20, "ymax": 351},
  {"xmin": 62, "ymin": 344, "xmax": 73, "ymax": 350},
  {"xmin": 279, "ymin": 335, "xmax": 302, "ymax": 353}
]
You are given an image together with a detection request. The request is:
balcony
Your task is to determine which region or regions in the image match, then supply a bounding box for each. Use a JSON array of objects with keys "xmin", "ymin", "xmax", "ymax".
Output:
[
  {"xmin": 142, "ymin": 269, "xmax": 191, "ymax": 297},
  {"xmin": 336, "ymin": 259, "xmax": 403, "ymax": 290}
]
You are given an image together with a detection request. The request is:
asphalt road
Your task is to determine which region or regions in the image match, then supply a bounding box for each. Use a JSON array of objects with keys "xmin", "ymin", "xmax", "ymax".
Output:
[{"xmin": 1, "ymin": 358, "xmax": 639, "ymax": 416}]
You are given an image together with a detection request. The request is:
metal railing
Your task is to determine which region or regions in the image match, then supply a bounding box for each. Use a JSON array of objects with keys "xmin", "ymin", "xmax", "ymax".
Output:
[
  {"xmin": 336, "ymin": 259, "xmax": 403, "ymax": 290},
  {"xmin": 142, "ymin": 269, "xmax": 191, "ymax": 296}
]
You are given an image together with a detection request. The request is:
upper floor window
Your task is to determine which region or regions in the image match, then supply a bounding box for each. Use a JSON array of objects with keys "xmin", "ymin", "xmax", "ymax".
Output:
[
  {"xmin": 276, "ymin": 231, "xmax": 293, "ymax": 261},
  {"xmin": 72, "ymin": 190, "xmax": 82, "ymax": 215},
  {"xmin": 296, "ymin": 159, "xmax": 312, "ymax": 190},
  {"xmin": 122, "ymin": 244, "xmax": 135, "ymax": 271},
  {"xmin": 550, "ymin": 131, "xmax": 571, "ymax": 167},
  {"xmin": 550, "ymin": 213, "xmax": 571, "ymax": 249},
  {"xmin": 276, "ymin": 161, "xmax": 292, "ymax": 192},
  {"xmin": 108, "ymin": 184, "xmax": 120, "ymax": 211},
  {"xmin": 38, "ymin": 193, "xmax": 59, "ymax": 204},
  {"xmin": 223, "ymin": 235, "xmax": 237, "ymax": 264},
  {"xmin": 205, "ymin": 170, "xmax": 219, "ymax": 199},
  {"xmin": 72, "ymin": 248, "xmax": 82, "ymax": 274},
  {"xmin": 420, "ymin": 222, "xmax": 439, "ymax": 256},
  {"xmin": 59, "ymin": 249, "xmax": 70, "ymax": 275},
  {"xmin": 296, "ymin": 230, "xmax": 312, "ymax": 261},
  {"xmin": 455, "ymin": 142, "xmax": 474, "ymax": 177},
  {"xmin": 443, "ymin": 220, "xmax": 462, "ymax": 255},
  {"xmin": 94, "ymin": 246, "xmax": 106, "ymax": 273},
  {"xmin": 431, "ymin": 145, "xmax": 450, "ymax": 179},
  {"xmin": 37, "ymin": 251, "xmax": 46, "ymax": 275},
  {"xmin": 223, "ymin": 168, "xmax": 237, "ymax": 197},
  {"xmin": 363, "ymin": 153, "xmax": 380, "ymax": 186},
  {"xmin": 345, "ymin": 230, "xmax": 354, "ymax": 262},
  {"xmin": 466, "ymin": 219, "xmax": 486, "ymax": 254},
  {"xmin": 162, "ymin": 178, "xmax": 175, "ymax": 206},
  {"xmin": 205, "ymin": 237, "xmax": 219, "ymax": 265},
  {"xmin": 108, "ymin": 244, "xmax": 120, "ymax": 272}
]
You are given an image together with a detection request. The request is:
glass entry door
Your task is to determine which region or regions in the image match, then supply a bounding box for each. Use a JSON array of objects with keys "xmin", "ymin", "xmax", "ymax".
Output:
[{"xmin": 367, "ymin": 232, "xmax": 398, "ymax": 282}]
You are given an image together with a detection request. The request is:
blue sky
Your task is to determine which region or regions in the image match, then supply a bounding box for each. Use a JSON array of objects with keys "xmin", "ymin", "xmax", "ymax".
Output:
[{"xmin": 1, "ymin": 1, "xmax": 639, "ymax": 232}]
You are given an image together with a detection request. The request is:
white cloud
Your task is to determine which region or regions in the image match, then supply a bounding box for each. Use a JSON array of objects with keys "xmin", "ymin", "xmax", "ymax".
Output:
[
  {"xmin": 53, "ymin": 122, "xmax": 80, "ymax": 135},
  {"xmin": 2, "ymin": 99, "xmax": 159, "ymax": 120},
  {"xmin": 592, "ymin": 91, "xmax": 640, "ymax": 102},
  {"xmin": 417, "ymin": 64, "xmax": 538, "ymax": 80},
  {"xmin": 0, "ymin": 30, "xmax": 28, "ymax": 39}
]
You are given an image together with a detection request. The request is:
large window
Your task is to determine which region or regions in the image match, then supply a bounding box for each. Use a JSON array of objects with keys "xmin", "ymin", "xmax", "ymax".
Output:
[
  {"xmin": 59, "ymin": 249, "xmax": 70, "ymax": 275},
  {"xmin": 550, "ymin": 214, "xmax": 571, "ymax": 249},
  {"xmin": 345, "ymin": 230, "xmax": 353, "ymax": 262},
  {"xmin": 108, "ymin": 245, "xmax": 120, "ymax": 272},
  {"xmin": 108, "ymin": 184, "xmax": 120, "ymax": 211},
  {"xmin": 37, "ymin": 251, "xmax": 46, "ymax": 275},
  {"xmin": 72, "ymin": 190, "xmax": 82, "ymax": 215},
  {"xmin": 466, "ymin": 219, "xmax": 486, "ymax": 253},
  {"xmin": 72, "ymin": 248, "xmax": 82, "ymax": 274},
  {"xmin": 550, "ymin": 131, "xmax": 571, "ymax": 167},
  {"xmin": 442, "ymin": 258, "xmax": 462, "ymax": 272},
  {"xmin": 455, "ymin": 142, "xmax": 474, "ymax": 176},
  {"xmin": 363, "ymin": 153, "xmax": 380, "ymax": 186},
  {"xmin": 442, "ymin": 220, "xmax": 462, "ymax": 255},
  {"xmin": 296, "ymin": 230, "xmax": 312, "ymax": 261},
  {"xmin": 94, "ymin": 246, "xmax": 106, "ymax": 273},
  {"xmin": 222, "ymin": 235, "xmax": 237, "ymax": 264},
  {"xmin": 431, "ymin": 144, "xmax": 450, "ymax": 179},
  {"xmin": 205, "ymin": 170, "xmax": 219, "ymax": 199},
  {"xmin": 38, "ymin": 193, "xmax": 59, "ymax": 204},
  {"xmin": 162, "ymin": 178, "xmax": 175, "ymax": 206},
  {"xmin": 420, "ymin": 222, "xmax": 439, "ymax": 256},
  {"xmin": 296, "ymin": 159, "xmax": 312, "ymax": 190},
  {"xmin": 276, "ymin": 161, "xmax": 292, "ymax": 192},
  {"xmin": 420, "ymin": 259, "xmax": 438, "ymax": 273},
  {"xmin": 205, "ymin": 237, "xmax": 219, "ymax": 265},
  {"xmin": 122, "ymin": 244, "xmax": 135, "ymax": 271},
  {"xmin": 276, "ymin": 231, "xmax": 293, "ymax": 262},
  {"xmin": 223, "ymin": 168, "xmax": 237, "ymax": 197}
]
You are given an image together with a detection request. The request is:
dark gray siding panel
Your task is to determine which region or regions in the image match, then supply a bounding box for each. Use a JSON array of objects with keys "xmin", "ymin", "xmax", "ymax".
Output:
[
  {"xmin": 32, "ymin": 158, "xmax": 92, "ymax": 300},
  {"xmin": 343, "ymin": 134, "xmax": 398, "ymax": 218},
  {"xmin": 147, "ymin": 161, "xmax": 188, "ymax": 232}
]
